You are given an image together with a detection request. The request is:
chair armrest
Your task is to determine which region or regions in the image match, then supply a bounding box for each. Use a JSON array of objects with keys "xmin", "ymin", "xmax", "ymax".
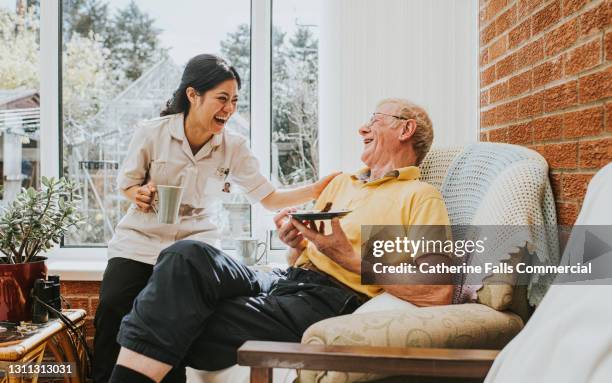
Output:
[{"xmin": 238, "ymin": 340, "xmax": 498, "ymax": 381}]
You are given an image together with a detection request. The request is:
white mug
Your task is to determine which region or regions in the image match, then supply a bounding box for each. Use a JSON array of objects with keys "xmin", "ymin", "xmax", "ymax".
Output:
[
  {"xmin": 154, "ymin": 185, "xmax": 184, "ymax": 224},
  {"xmin": 234, "ymin": 238, "xmax": 266, "ymax": 266}
]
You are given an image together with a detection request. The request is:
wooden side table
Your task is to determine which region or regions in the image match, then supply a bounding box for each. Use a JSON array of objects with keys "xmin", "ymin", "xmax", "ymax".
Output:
[{"xmin": 0, "ymin": 309, "xmax": 87, "ymax": 383}]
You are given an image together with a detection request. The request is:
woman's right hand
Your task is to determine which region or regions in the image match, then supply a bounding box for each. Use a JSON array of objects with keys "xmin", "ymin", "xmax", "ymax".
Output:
[{"xmin": 134, "ymin": 182, "xmax": 157, "ymax": 212}]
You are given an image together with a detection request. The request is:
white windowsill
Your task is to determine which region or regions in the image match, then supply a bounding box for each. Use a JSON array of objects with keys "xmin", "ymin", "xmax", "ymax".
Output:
[{"xmin": 45, "ymin": 247, "xmax": 289, "ymax": 281}]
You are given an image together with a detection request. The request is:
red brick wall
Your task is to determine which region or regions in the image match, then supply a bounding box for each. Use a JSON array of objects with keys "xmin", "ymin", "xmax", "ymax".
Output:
[
  {"xmin": 61, "ymin": 281, "xmax": 101, "ymax": 348},
  {"xmin": 479, "ymin": 0, "xmax": 612, "ymax": 225}
]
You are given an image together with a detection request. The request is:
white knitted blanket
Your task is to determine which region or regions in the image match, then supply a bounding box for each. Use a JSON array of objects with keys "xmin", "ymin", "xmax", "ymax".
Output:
[{"xmin": 420, "ymin": 143, "xmax": 560, "ymax": 306}]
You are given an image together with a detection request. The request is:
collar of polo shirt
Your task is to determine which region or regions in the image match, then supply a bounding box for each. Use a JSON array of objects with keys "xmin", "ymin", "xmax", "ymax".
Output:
[
  {"xmin": 169, "ymin": 113, "xmax": 223, "ymax": 148},
  {"xmin": 351, "ymin": 166, "xmax": 420, "ymax": 186}
]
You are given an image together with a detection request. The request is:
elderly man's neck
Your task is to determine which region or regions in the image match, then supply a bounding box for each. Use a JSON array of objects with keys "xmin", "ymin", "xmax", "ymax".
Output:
[{"xmin": 368, "ymin": 151, "xmax": 417, "ymax": 181}]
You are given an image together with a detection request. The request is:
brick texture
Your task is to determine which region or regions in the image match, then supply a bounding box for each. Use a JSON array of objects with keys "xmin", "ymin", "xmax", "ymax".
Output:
[
  {"xmin": 606, "ymin": 31, "xmax": 612, "ymax": 61},
  {"xmin": 509, "ymin": 18, "xmax": 531, "ymax": 48},
  {"xmin": 533, "ymin": 115, "xmax": 562, "ymax": 141},
  {"xmin": 544, "ymin": 18, "xmax": 578, "ymax": 56},
  {"xmin": 563, "ymin": 106, "xmax": 604, "ymax": 138},
  {"xmin": 607, "ymin": 102, "xmax": 612, "ymax": 132},
  {"xmin": 579, "ymin": 138, "xmax": 612, "ymax": 168},
  {"xmin": 532, "ymin": 0, "xmax": 561, "ymax": 35},
  {"xmin": 563, "ymin": 0, "xmax": 588, "ymax": 17},
  {"xmin": 562, "ymin": 173, "xmax": 593, "ymax": 201},
  {"xmin": 480, "ymin": 0, "xmax": 611, "ymax": 226},
  {"xmin": 518, "ymin": 0, "xmax": 544, "ymax": 19},
  {"xmin": 496, "ymin": 5, "xmax": 518, "ymax": 35},
  {"xmin": 543, "ymin": 81, "xmax": 578, "ymax": 112},
  {"xmin": 564, "ymin": 38, "xmax": 602, "ymax": 76},
  {"xmin": 517, "ymin": 91, "xmax": 544, "ymax": 118},
  {"xmin": 509, "ymin": 70, "xmax": 532, "ymax": 96},
  {"xmin": 62, "ymin": 281, "xmax": 101, "ymax": 352},
  {"xmin": 579, "ymin": 67, "xmax": 612, "ymax": 103},
  {"xmin": 579, "ymin": 1, "xmax": 611, "ymax": 37},
  {"xmin": 533, "ymin": 57, "xmax": 562, "ymax": 87}
]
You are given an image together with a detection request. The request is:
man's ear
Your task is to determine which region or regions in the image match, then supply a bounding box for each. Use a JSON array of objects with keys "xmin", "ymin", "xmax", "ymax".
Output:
[{"xmin": 399, "ymin": 120, "xmax": 417, "ymax": 142}]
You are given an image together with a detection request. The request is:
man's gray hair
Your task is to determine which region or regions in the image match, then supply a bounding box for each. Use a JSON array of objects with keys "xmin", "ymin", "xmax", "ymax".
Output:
[{"xmin": 377, "ymin": 98, "xmax": 434, "ymax": 166}]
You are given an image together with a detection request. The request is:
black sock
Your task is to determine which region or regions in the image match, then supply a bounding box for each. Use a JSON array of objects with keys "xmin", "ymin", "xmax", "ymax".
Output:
[{"xmin": 108, "ymin": 364, "xmax": 155, "ymax": 383}]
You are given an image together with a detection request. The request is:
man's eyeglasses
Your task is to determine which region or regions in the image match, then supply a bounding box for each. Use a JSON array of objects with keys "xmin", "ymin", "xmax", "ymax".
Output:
[{"xmin": 368, "ymin": 112, "xmax": 409, "ymax": 126}]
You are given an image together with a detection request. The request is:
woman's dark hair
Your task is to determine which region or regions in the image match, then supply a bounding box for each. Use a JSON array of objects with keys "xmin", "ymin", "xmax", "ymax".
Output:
[{"xmin": 160, "ymin": 54, "xmax": 241, "ymax": 117}]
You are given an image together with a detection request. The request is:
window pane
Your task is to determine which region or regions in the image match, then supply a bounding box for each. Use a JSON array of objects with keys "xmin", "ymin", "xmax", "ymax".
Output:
[
  {"xmin": 60, "ymin": 0, "xmax": 251, "ymax": 247},
  {"xmin": 0, "ymin": 1, "xmax": 41, "ymax": 206},
  {"xmin": 272, "ymin": 0, "xmax": 320, "ymax": 189},
  {"xmin": 271, "ymin": 0, "xmax": 321, "ymax": 249}
]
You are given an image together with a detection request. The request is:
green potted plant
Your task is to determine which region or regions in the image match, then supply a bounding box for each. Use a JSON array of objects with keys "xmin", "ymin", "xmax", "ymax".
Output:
[{"xmin": 0, "ymin": 177, "xmax": 83, "ymax": 322}]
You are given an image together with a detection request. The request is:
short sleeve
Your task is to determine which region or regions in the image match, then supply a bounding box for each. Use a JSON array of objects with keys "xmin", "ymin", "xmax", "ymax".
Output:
[
  {"xmin": 230, "ymin": 140, "xmax": 275, "ymax": 203},
  {"xmin": 117, "ymin": 125, "xmax": 151, "ymax": 191},
  {"xmin": 404, "ymin": 196, "xmax": 451, "ymax": 261},
  {"xmin": 409, "ymin": 197, "xmax": 451, "ymax": 226}
]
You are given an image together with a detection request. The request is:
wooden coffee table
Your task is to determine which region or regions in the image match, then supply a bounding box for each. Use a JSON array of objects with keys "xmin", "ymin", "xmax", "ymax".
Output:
[{"xmin": 0, "ymin": 309, "xmax": 87, "ymax": 383}]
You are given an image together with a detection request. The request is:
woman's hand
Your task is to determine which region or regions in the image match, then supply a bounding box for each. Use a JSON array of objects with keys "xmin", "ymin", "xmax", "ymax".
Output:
[
  {"xmin": 311, "ymin": 172, "xmax": 342, "ymax": 199},
  {"xmin": 130, "ymin": 182, "xmax": 157, "ymax": 212}
]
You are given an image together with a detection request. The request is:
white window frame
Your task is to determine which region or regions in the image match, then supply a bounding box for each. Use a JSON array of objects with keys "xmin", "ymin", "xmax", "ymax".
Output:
[{"xmin": 41, "ymin": 0, "xmax": 288, "ymax": 276}]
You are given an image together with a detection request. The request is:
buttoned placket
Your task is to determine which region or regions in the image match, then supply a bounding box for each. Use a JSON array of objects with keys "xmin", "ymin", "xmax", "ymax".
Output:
[
  {"xmin": 167, "ymin": 116, "xmax": 222, "ymax": 243},
  {"xmin": 346, "ymin": 174, "xmax": 395, "ymax": 208}
]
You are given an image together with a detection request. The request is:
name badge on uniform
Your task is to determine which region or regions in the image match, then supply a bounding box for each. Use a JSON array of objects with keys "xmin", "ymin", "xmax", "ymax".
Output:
[
  {"xmin": 215, "ymin": 167, "xmax": 230, "ymax": 179},
  {"xmin": 210, "ymin": 167, "xmax": 232, "ymax": 195}
]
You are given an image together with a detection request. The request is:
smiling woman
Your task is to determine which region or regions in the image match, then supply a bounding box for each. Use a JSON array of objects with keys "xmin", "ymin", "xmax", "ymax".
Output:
[{"xmin": 59, "ymin": 0, "xmax": 254, "ymax": 247}]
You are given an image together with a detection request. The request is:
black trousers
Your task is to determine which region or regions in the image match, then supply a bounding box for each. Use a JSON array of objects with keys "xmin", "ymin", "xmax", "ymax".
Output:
[
  {"xmin": 117, "ymin": 240, "xmax": 363, "ymax": 374},
  {"xmin": 93, "ymin": 257, "xmax": 186, "ymax": 383}
]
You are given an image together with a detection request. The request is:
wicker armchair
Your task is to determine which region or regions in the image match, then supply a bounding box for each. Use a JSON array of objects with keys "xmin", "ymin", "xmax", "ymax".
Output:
[{"xmin": 237, "ymin": 143, "xmax": 560, "ymax": 383}]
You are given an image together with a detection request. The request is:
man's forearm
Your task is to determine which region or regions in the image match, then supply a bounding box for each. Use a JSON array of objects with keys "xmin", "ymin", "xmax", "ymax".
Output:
[
  {"xmin": 382, "ymin": 284, "xmax": 454, "ymax": 306},
  {"xmin": 328, "ymin": 249, "xmax": 361, "ymax": 274},
  {"xmin": 381, "ymin": 254, "xmax": 454, "ymax": 306}
]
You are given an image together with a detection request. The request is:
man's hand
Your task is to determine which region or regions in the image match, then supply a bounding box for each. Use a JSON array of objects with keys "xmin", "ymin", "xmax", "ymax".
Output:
[
  {"xmin": 274, "ymin": 208, "xmax": 308, "ymax": 265},
  {"xmin": 311, "ymin": 172, "xmax": 341, "ymax": 199},
  {"xmin": 291, "ymin": 218, "xmax": 359, "ymax": 273}
]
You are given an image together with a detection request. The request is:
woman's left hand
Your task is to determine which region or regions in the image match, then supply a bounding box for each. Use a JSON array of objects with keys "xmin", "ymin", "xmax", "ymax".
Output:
[{"xmin": 311, "ymin": 172, "xmax": 342, "ymax": 198}]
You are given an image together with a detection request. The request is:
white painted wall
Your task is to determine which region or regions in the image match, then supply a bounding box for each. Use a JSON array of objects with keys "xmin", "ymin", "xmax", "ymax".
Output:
[{"xmin": 318, "ymin": 0, "xmax": 479, "ymax": 175}]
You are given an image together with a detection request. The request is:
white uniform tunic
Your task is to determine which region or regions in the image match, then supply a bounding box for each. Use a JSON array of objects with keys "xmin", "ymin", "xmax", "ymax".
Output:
[{"xmin": 107, "ymin": 113, "xmax": 275, "ymax": 265}]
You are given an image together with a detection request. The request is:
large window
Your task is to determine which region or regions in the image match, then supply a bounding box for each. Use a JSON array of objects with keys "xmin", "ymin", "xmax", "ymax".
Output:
[
  {"xmin": 0, "ymin": 0, "xmax": 41, "ymax": 206},
  {"xmin": 59, "ymin": 0, "xmax": 252, "ymax": 247}
]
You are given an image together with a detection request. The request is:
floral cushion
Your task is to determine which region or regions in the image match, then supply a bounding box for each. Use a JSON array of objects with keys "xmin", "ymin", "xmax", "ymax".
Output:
[{"xmin": 297, "ymin": 303, "xmax": 523, "ymax": 383}]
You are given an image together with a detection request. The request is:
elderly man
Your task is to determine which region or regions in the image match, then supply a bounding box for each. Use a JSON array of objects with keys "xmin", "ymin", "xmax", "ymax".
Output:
[{"xmin": 109, "ymin": 99, "xmax": 453, "ymax": 383}]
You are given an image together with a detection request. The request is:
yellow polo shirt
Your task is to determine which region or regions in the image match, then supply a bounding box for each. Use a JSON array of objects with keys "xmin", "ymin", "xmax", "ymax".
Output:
[{"xmin": 294, "ymin": 166, "xmax": 450, "ymax": 297}]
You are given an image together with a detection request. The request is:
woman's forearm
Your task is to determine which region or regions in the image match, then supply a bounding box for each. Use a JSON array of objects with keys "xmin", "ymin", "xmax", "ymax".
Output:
[
  {"xmin": 122, "ymin": 185, "xmax": 140, "ymax": 205},
  {"xmin": 260, "ymin": 185, "xmax": 314, "ymax": 210}
]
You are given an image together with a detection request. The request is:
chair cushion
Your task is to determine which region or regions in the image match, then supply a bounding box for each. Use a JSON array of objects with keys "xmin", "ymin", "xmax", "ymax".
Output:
[
  {"xmin": 353, "ymin": 292, "xmax": 418, "ymax": 314},
  {"xmin": 298, "ymin": 303, "xmax": 524, "ymax": 383}
]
